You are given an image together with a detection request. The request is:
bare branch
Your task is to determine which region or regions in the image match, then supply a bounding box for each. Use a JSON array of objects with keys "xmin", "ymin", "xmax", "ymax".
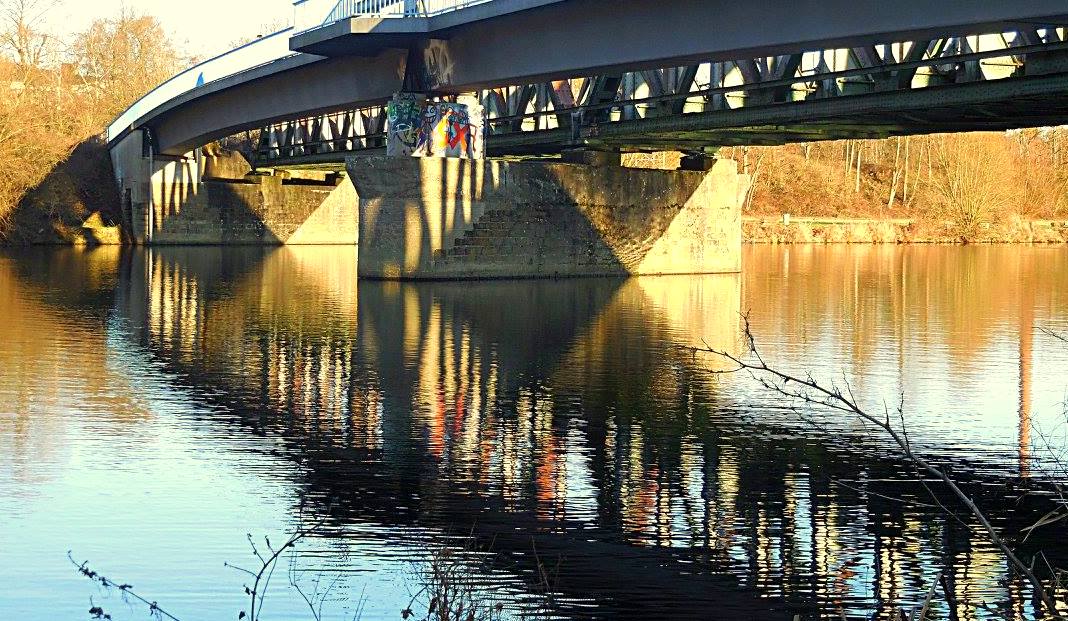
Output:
[
  {"xmin": 1040, "ymin": 327, "xmax": 1068, "ymax": 345},
  {"xmin": 68, "ymin": 551, "xmax": 182, "ymax": 621},
  {"xmin": 696, "ymin": 314, "xmax": 1063, "ymax": 617}
]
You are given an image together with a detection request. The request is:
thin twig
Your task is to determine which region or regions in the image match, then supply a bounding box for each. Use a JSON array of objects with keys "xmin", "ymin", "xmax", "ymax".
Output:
[
  {"xmin": 913, "ymin": 574, "xmax": 940, "ymax": 621},
  {"xmin": 828, "ymin": 476, "xmax": 939, "ymax": 508},
  {"xmin": 1039, "ymin": 327, "xmax": 1068, "ymax": 345},
  {"xmin": 697, "ymin": 313, "xmax": 1062, "ymax": 617},
  {"xmin": 226, "ymin": 510, "xmax": 327, "ymax": 621},
  {"xmin": 68, "ymin": 552, "xmax": 182, "ymax": 621}
]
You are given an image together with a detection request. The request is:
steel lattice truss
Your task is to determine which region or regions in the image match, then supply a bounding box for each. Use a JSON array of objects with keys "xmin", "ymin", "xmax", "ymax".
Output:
[{"xmin": 255, "ymin": 27, "xmax": 1068, "ymax": 166}]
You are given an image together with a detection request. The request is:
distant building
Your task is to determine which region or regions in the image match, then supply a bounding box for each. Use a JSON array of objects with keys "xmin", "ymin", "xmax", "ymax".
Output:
[{"xmin": 0, "ymin": 59, "xmax": 89, "ymax": 96}]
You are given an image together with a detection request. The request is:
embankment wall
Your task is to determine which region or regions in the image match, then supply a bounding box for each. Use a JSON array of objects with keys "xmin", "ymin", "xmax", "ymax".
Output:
[{"xmin": 744, "ymin": 216, "xmax": 1068, "ymax": 244}]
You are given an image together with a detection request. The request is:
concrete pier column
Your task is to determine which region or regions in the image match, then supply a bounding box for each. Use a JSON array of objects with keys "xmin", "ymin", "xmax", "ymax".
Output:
[
  {"xmin": 347, "ymin": 155, "xmax": 747, "ymax": 280},
  {"xmin": 110, "ymin": 129, "xmax": 200, "ymax": 244}
]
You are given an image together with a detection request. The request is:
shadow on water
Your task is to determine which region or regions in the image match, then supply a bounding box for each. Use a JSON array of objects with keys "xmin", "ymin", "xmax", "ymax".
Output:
[{"xmin": 3, "ymin": 245, "xmax": 1068, "ymax": 619}]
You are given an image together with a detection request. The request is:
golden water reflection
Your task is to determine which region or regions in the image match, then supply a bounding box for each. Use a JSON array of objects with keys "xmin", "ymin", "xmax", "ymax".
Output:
[
  {"xmin": 0, "ymin": 248, "xmax": 150, "ymax": 490},
  {"xmin": 130, "ymin": 246, "xmax": 1068, "ymax": 619},
  {"xmin": 3, "ymin": 245, "xmax": 1066, "ymax": 620}
]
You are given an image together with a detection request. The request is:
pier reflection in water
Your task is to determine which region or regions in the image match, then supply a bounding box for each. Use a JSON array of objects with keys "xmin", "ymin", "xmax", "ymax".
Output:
[{"xmin": 1, "ymin": 245, "xmax": 1067, "ymax": 620}]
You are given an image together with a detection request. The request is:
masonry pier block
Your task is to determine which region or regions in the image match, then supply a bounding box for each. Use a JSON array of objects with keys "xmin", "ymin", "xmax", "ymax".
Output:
[
  {"xmin": 347, "ymin": 155, "xmax": 746, "ymax": 279},
  {"xmin": 109, "ymin": 130, "xmax": 359, "ymax": 245}
]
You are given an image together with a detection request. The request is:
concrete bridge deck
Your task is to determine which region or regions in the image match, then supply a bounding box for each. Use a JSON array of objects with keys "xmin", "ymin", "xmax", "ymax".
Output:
[{"xmin": 103, "ymin": 0, "xmax": 1068, "ymax": 276}]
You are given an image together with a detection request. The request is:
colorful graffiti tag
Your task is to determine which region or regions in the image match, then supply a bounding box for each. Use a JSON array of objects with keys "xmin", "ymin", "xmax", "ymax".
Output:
[
  {"xmin": 386, "ymin": 92, "xmax": 427, "ymax": 157},
  {"xmin": 415, "ymin": 102, "xmax": 485, "ymax": 159},
  {"xmin": 386, "ymin": 93, "xmax": 484, "ymax": 159}
]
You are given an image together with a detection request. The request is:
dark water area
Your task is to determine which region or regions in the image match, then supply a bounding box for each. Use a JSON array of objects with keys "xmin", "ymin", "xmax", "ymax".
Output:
[{"xmin": 2, "ymin": 245, "xmax": 1068, "ymax": 620}]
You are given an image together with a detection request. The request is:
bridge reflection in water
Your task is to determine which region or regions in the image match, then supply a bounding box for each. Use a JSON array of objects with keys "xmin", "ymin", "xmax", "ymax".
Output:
[{"xmin": 49, "ymin": 245, "xmax": 1067, "ymax": 619}]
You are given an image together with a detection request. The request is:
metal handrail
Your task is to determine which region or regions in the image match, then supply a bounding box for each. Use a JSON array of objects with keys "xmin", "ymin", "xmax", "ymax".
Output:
[
  {"xmin": 333, "ymin": 0, "xmax": 494, "ymax": 19},
  {"xmin": 295, "ymin": 0, "xmax": 495, "ymax": 31}
]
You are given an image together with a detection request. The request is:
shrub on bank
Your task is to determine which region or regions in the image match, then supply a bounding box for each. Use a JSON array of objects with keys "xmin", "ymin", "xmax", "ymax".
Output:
[
  {"xmin": 0, "ymin": 9, "xmax": 182, "ymax": 242},
  {"xmin": 737, "ymin": 131, "xmax": 1068, "ymax": 242}
]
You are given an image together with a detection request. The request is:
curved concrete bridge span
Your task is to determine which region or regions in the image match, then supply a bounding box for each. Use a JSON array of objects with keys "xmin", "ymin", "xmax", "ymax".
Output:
[{"xmin": 105, "ymin": 0, "xmax": 1068, "ymax": 278}]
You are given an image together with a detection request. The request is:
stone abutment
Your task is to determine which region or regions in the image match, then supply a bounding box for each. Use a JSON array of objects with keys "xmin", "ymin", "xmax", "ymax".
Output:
[
  {"xmin": 110, "ymin": 130, "xmax": 359, "ymax": 245},
  {"xmin": 109, "ymin": 128, "xmax": 746, "ymax": 279}
]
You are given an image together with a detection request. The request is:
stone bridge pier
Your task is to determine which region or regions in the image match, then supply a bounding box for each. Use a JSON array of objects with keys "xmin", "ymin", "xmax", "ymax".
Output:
[
  {"xmin": 109, "ymin": 127, "xmax": 746, "ymax": 279},
  {"xmin": 109, "ymin": 129, "xmax": 359, "ymax": 245},
  {"xmin": 347, "ymin": 155, "xmax": 747, "ymax": 279}
]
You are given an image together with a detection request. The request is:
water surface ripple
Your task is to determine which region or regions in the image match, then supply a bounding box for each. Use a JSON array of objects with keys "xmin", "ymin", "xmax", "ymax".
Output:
[{"xmin": 1, "ymin": 245, "xmax": 1067, "ymax": 620}]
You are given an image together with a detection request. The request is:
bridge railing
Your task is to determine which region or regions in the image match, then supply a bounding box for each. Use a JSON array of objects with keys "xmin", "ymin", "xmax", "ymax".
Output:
[
  {"xmin": 107, "ymin": 29, "xmax": 297, "ymax": 145},
  {"xmin": 294, "ymin": 0, "xmax": 495, "ymax": 32}
]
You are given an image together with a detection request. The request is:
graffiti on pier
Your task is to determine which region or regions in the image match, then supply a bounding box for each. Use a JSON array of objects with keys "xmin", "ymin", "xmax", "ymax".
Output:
[
  {"xmin": 416, "ymin": 101, "xmax": 485, "ymax": 159},
  {"xmin": 386, "ymin": 93, "xmax": 484, "ymax": 159},
  {"xmin": 386, "ymin": 92, "xmax": 427, "ymax": 157}
]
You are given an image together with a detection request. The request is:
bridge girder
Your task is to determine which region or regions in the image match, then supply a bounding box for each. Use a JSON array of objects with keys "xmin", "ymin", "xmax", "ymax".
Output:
[
  {"xmin": 116, "ymin": 0, "xmax": 1068, "ymax": 156},
  {"xmin": 256, "ymin": 28, "xmax": 1068, "ymax": 167},
  {"xmin": 293, "ymin": 0, "xmax": 1068, "ymax": 93}
]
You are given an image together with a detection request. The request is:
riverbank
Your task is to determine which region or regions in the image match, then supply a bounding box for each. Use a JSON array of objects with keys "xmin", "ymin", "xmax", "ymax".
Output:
[
  {"xmin": 7, "ymin": 207, "xmax": 1068, "ymax": 248},
  {"xmin": 0, "ymin": 137, "xmax": 125, "ymax": 246},
  {"xmin": 743, "ymin": 215, "xmax": 1068, "ymax": 244},
  {"xmin": 4, "ymin": 143, "xmax": 1067, "ymax": 247},
  {"xmin": 738, "ymin": 134, "xmax": 1068, "ymax": 244}
]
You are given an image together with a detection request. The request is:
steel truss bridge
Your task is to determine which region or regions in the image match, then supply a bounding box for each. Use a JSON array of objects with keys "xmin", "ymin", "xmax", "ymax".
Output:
[
  {"xmin": 255, "ymin": 27, "xmax": 1068, "ymax": 167},
  {"xmin": 105, "ymin": 0, "xmax": 1068, "ymax": 167}
]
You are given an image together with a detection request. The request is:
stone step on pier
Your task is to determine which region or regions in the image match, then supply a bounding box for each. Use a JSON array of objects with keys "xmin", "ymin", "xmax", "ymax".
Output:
[{"xmin": 439, "ymin": 203, "xmax": 622, "ymax": 272}]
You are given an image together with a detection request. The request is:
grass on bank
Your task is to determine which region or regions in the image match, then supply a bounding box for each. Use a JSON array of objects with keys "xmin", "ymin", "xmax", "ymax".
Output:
[{"xmin": 737, "ymin": 132, "xmax": 1068, "ymax": 240}]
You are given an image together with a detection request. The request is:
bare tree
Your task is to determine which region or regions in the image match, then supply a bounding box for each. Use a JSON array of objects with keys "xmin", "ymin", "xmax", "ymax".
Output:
[
  {"xmin": 0, "ymin": 0, "xmax": 59, "ymax": 72},
  {"xmin": 929, "ymin": 134, "xmax": 1012, "ymax": 239},
  {"xmin": 887, "ymin": 136, "xmax": 903, "ymax": 209},
  {"xmin": 0, "ymin": 7, "xmax": 186, "ymax": 236},
  {"xmin": 0, "ymin": 0, "xmax": 61, "ymax": 229},
  {"xmin": 72, "ymin": 9, "xmax": 182, "ymax": 121}
]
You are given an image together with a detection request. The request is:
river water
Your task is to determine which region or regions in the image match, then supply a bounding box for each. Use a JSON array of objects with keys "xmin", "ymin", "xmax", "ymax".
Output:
[{"xmin": 1, "ymin": 245, "xmax": 1067, "ymax": 620}]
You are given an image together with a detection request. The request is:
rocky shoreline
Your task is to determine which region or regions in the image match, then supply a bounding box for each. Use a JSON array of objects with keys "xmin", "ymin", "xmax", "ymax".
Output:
[
  {"xmin": 743, "ymin": 216, "xmax": 1068, "ymax": 244},
  {"xmin": 9, "ymin": 215, "xmax": 1068, "ymax": 248}
]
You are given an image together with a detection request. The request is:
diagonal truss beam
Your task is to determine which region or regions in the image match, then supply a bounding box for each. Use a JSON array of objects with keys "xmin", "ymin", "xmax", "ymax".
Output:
[{"xmin": 253, "ymin": 27, "xmax": 1068, "ymax": 166}]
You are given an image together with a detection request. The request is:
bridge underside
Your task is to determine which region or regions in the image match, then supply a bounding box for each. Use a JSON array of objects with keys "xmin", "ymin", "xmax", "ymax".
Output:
[
  {"xmin": 254, "ymin": 29, "xmax": 1068, "ymax": 167},
  {"xmin": 111, "ymin": 0, "xmax": 1068, "ymax": 158},
  {"xmin": 490, "ymin": 72, "xmax": 1068, "ymax": 155}
]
